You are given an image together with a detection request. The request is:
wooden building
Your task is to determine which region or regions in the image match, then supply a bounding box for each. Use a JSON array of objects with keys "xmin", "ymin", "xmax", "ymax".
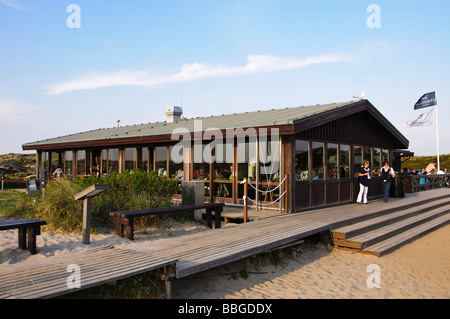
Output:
[{"xmin": 22, "ymin": 100, "xmax": 410, "ymax": 213}]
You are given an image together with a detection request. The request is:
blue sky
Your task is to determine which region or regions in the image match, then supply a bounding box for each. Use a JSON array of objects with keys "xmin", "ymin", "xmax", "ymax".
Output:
[{"xmin": 0, "ymin": 0, "xmax": 449, "ymax": 156}]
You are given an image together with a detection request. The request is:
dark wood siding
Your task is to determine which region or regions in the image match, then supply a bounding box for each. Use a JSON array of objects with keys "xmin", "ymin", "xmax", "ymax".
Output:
[{"xmin": 295, "ymin": 111, "xmax": 394, "ymax": 148}]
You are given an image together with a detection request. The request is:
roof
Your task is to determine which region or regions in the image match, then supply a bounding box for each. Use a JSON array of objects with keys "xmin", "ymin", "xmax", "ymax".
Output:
[{"xmin": 22, "ymin": 100, "xmax": 409, "ymax": 150}]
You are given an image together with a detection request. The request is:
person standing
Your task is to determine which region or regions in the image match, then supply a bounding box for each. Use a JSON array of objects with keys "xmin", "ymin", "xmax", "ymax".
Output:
[
  {"xmin": 357, "ymin": 160, "xmax": 371, "ymax": 204},
  {"xmin": 379, "ymin": 161, "xmax": 395, "ymax": 203}
]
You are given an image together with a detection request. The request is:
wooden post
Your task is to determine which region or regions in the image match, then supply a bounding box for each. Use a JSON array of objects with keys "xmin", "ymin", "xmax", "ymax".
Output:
[
  {"xmin": 74, "ymin": 184, "xmax": 109, "ymax": 245},
  {"xmin": 244, "ymin": 178, "xmax": 248, "ymax": 223},
  {"xmin": 82, "ymin": 197, "xmax": 92, "ymax": 244},
  {"xmin": 284, "ymin": 174, "xmax": 288, "ymax": 214},
  {"xmin": 162, "ymin": 264, "xmax": 176, "ymax": 299}
]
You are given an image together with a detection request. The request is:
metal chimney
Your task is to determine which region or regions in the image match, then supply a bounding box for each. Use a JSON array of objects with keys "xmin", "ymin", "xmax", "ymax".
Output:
[{"xmin": 166, "ymin": 106, "xmax": 183, "ymax": 123}]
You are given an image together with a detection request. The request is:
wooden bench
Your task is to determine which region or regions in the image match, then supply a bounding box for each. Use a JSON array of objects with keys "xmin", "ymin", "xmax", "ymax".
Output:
[
  {"xmin": 109, "ymin": 203, "xmax": 224, "ymax": 240},
  {"xmin": 0, "ymin": 219, "xmax": 47, "ymax": 254}
]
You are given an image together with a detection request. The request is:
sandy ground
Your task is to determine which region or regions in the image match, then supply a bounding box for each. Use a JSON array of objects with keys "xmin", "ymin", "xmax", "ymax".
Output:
[
  {"xmin": 173, "ymin": 224, "xmax": 450, "ymax": 299},
  {"xmin": 0, "ymin": 217, "xmax": 449, "ymax": 299}
]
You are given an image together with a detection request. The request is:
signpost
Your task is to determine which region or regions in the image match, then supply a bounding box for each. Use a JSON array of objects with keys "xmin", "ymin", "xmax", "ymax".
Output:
[{"xmin": 74, "ymin": 184, "xmax": 109, "ymax": 244}]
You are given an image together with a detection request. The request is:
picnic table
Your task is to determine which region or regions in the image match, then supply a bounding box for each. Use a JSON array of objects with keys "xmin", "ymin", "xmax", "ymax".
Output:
[{"xmin": 110, "ymin": 203, "xmax": 224, "ymax": 240}]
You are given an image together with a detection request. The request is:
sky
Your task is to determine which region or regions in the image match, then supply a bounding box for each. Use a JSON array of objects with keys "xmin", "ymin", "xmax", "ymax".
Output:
[{"xmin": 0, "ymin": 0, "xmax": 449, "ymax": 156}]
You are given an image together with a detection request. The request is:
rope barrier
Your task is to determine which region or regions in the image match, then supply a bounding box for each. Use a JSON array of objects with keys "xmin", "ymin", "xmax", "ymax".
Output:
[
  {"xmin": 243, "ymin": 191, "xmax": 286, "ymax": 206},
  {"xmin": 241, "ymin": 176, "xmax": 286, "ymax": 194}
]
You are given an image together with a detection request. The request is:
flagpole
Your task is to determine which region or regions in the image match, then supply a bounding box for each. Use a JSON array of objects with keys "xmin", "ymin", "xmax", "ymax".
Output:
[{"xmin": 435, "ymin": 89, "xmax": 440, "ymax": 171}]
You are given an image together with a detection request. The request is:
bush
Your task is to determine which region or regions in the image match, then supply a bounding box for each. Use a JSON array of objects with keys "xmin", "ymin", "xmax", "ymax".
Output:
[{"xmin": 29, "ymin": 170, "xmax": 180, "ymax": 233}]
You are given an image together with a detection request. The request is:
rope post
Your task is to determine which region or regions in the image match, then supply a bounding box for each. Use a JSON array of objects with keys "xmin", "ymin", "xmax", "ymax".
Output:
[
  {"xmin": 244, "ymin": 178, "xmax": 248, "ymax": 223},
  {"xmin": 284, "ymin": 174, "xmax": 288, "ymax": 214}
]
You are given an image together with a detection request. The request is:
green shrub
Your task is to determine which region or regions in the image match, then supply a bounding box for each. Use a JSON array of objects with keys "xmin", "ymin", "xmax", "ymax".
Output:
[{"xmin": 28, "ymin": 170, "xmax": 180, "ymax": 233}]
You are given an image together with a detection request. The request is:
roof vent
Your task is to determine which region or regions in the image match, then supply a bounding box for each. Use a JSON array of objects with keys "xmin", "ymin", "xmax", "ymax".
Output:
[{"xmin": 166, "ymin": 106, "xmax": 183, "ymax": 123}]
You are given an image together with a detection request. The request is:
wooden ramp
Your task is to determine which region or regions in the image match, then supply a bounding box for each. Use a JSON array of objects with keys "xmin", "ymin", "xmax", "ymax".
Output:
[
  {"xmin": 0, "ymin": 246, "xmax": 177, "ymax": 299},
  {"xmin": 332, "ymin": 194, "xmax": 450, "ymax": 256},
  {"xmin": 136, "ymin": 215, "xmax": 331, "ymax": 278}
]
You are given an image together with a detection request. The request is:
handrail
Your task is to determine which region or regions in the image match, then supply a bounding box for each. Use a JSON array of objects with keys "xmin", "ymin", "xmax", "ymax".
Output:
[{"xmin": 400, "ymin": 174, "xmax": 450, "ymax": 193}]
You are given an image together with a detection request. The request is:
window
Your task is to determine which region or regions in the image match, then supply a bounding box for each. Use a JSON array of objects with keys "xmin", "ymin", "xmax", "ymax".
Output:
[
  {"xmin": 311, "ymin": 142, "xmax": 324, "ymax": 180},
  {"xmin": 364, "ymin": 147, "xmax": 372, "ymax": 165},
  {"xmin": 108, "ymin": 149, "xmax": 119, "ymax": 173},
  {"xmin": 259, "ymin": 138, "xmax": 280, "ymax": 182},
  {"xmin": 155, "ymin": 147, "xmax": 167, "ymax": 177},
  {"xmin": 64, "ymin": 151, "xmax": 73, "ymax": 175},
  {"xmin": 77, "ymin": 150, "xmax": 86, "ymax": 175},
  {"xmin": 212, "ymin": 142, "xmax": 233, "ymax": 198},
  {"xmin": 124, "ymin": 148, "xmax": 137, "ymax": 170},
  {"xmin": 138, "ymin": 147, "xmax": 149, "ymax": 172},
  {"xmin": 42, "ymin": 152, "xmax": 49, "ymax": 176},
  {"xmin": 354, "ymin": 145, "xmax": 362, "ymax": 178},
  {"xmin": 373, "ymin": 148, "xmax": 381, "ymax": 175},
  {"xmin": 169, "ymin": 145, "xmax": 184, "ymax": 179},
  {"xmin": 102, "ymin": 150, "xmax": 108, "ymax": 175},
  {"xmin": 295, "ymin": 140, "xmax": 309, "ymax": 181},
  {"xmin": 327, "ymin": 143, "xmax": 338, "ymax": 179},
  {"xmin": 213, "ymin": 142, "xmax": 233, "ymax": 181},
  {"xmin": 238, "ymin": 139, "xmax": 257, "ymax": 182},
  {"xmin": 382, "ymin": 149, "xmax": 389, "ymax": 166},
  {"xmin": 192, "ymin": 144, "xmax": 209, "ymax": 180},
  {"xmin": 339, "ymin": 144, "xmax": 350, "ymax": 178}
]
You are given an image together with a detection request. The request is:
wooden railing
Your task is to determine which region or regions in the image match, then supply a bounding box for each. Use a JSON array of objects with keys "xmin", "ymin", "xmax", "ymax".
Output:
[{"xmin": 401, "ymin": 174, "xmax": 450, "ymax": 193}]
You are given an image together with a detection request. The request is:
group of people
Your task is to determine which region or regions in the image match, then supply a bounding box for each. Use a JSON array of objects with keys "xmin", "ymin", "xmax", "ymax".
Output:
[
  {"xmin": 357, "ymin": 161, "xmax": 449, "ymax": 204},
  {"xmin": 357, "ymin": 160, "xmax": 395, "ymax": 204}
]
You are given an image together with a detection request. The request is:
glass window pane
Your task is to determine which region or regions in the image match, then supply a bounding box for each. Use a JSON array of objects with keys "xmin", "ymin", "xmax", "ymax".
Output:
[
  {"xmin": 327, "ymin": 143, "xmax": 338, "ymax": 179},
  {"xmin": 42, "ymin": 152, "xmax": 49, "ymax": 171},
  {"xmin": 259, "ymin": 138, "xmax": 280, "ymax": 182},
  {"xmin": 213, "ymin": 142, "xmax": 233, "ymax": 181},
  {"xmin": 238, "ymin": 139, "xmax": 257, "ymax": 181},
  {"xmin": 155, "ymin": 147, "xmax": 167, "ymax": 176},
  {"xmin": 108, "ymin": 149, "xmax": 119, "ymax": 173},
  {"xmin": 373, "ymin": 148, "xmax": 381, "ymax": 175},
  {"xmin": 295, "ymin": 140, "xmax": 309, "ymax": 181},
  {"xmin": 138, "ymin": 147, "xmax": 149, "ymax": 172},
  {"xmin": 77, "ymin": 150, "xmax": 86, "ymax": 175},
  {"xmin": 102, "ymin": 150, "xmax": 107, "ymax": 175},
  {"xmin": 169, "ymin": 145, "xmax": 184, "ymax": 179},
  {"xmin": 311, "ymin": 142, "xmax": 324, "ymax": 180},
  {"xmin": 364, "ymin": 147, "xmax": 372, "ymax": 164},
  {"xmin": 339, "ymin": 144, "xmax": 350, "ymax": 178},
  {"xmin": 193, "ymin": 144, "xmax": 210, "ymax": 180},
  {"xmin": 64, "ymin": 151, "xmax": 73, "ymax": 175},
  {"xmin": 382, "ymin": 149, "xmax": 389, "ymax": 165},
  {"xmin": 124, "ymin": 148, "xmax": 136, "ymax": 170},
  {"xmin": 51, "ymin": 152, "xmax": 63, "ymax": 175},
  {"xmin": 354, "ymin": 145, "xmax": 362, "ymax": 178}
]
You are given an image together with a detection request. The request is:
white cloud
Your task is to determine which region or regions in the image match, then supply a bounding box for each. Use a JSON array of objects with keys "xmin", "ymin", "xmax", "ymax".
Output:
[
  {"xmin": 0, "ymin": 0, "xmax": 30, "ymax": 12},
  {"xmin": 47, "ymin": 53, "xmax": 352, "ymax": 95},
  {"xmin": 0, "ymin": 97, "xmax": 38, "ymax": 123}
]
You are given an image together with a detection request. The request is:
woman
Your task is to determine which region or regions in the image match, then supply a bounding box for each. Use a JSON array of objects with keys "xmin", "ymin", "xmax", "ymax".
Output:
[
  {"xmin": 379, "ymin": 161, "xmax": 395, "ymax": 203},
  {"xmin": 357, "ymin": 160, "xmax": 371, "ymax": 204}
]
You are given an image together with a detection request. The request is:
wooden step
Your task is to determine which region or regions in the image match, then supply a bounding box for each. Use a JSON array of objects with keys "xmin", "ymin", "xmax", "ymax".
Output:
[
  {"xmin": 334, "ymin": 206, "xmax": 450, "ymax": 250},
  {"xmin": 332, "ymin": 197, "xmax": 450, "ymax": 240},
  {"xmin": 330, "ymin": 194, "xmax": 450, "ymax": 230},
  {"xmin": 362, "ymin": 213, "xmax": 450, "ymax": 257}
]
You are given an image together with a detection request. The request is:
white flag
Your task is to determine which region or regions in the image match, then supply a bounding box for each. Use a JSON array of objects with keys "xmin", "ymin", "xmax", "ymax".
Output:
[{"xmin": 406, "ymin": 107, "xmax": 435, "ymax": 127}]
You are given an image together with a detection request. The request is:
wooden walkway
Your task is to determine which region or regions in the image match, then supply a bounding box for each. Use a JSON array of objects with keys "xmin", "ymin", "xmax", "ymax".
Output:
[
  {"xmin": 0, "ymin": 188, "xmax": 448, "ymax": 298},
  {"xmin": 0, "ymin": 246, "xmax": 177, "ymax": 299}
]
